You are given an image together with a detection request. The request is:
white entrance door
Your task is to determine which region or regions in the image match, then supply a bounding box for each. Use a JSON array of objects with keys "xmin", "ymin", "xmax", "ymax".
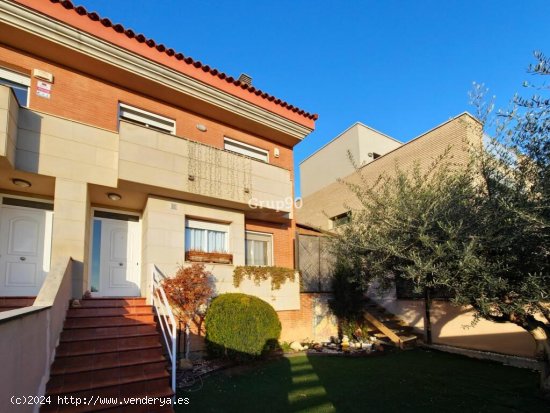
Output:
[
  {"xmin": 0, "ymin": 206, "xmax": 51, "ymax": 296},
  {"xmin": 96, "ymin": 217, "xmax": 141, "ymax": 297}
]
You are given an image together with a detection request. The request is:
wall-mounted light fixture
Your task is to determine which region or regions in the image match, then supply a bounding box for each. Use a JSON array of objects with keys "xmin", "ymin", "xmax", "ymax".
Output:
[
  {"xmin": 107, "ymin": 193, "xmax": 122, "ymax": 201},
  {"xmin": 196, "ymin": 124, "xmax": 207, "ymax": 132},
  {"xmin": 12, "ymin": 178, "xmax": 31, "ymax": 188}
]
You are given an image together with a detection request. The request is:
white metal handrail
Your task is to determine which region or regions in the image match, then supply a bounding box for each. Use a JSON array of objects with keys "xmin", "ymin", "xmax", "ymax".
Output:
[{"xmin": 152, "ymin": 265, "xmax": 177, "ymax": 393}]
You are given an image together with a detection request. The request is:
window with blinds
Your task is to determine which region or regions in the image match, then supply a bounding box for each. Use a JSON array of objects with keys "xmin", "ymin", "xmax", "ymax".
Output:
[
  {"xmin": 118, "ymin": 103, "xmax": 176, "ymax": 134},
  {"xmin": 185, "ymin": 219, "xmax": 229, "ymax": 253},
  {"xmin": 245, "ymin": 231, "xmax": 273, "ymax": 266},
  {"xmin": 224, "ymin": 137, "xmax": 269, "ymax": 163}
]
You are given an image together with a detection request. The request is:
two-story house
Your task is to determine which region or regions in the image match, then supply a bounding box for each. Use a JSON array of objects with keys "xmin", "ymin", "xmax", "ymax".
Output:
[{"xmin": 0, "ymin": 0, "xmax": 317, "ymax": 410}]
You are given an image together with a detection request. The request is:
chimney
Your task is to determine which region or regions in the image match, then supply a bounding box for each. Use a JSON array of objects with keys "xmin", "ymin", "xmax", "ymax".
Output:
[{"xmin": 238, "ymin": 73, "xmax": 253, "ymax": 86}]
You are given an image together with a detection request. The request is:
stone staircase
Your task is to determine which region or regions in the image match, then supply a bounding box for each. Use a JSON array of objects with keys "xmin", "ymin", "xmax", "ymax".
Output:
[
  {"xmin": 364, "ymin": 299, "xmax": 419, "ymax": 349},
  {"xmin": 0, "ymin": 296, "xmax": 36, "ymax": 312},
  {"xmin": 42, "ymin": 298, "xmax": 174, "ymax": 412}
]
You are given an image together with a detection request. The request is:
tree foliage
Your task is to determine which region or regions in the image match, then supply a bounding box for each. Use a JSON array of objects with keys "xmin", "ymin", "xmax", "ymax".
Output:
[
  {"xmin": 331, "ymin": 51, "xmax": 550, "ymax": 391},
  {"xmin": 162, "ymin": 263, "xmax": 214, "ymax": 327}
]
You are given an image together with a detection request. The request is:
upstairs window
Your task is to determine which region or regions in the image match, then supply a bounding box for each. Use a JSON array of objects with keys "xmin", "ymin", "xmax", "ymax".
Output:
[
  {"xmin": 330, "ymin": 212, "xmax": 351, "ymax": 228},
  {"xmin": 224, "ymin": 137, "xmax": 269, "ymax": 163},
  {"xmin": 245, "ymin": 231, "xmax": 273, "ymax": 266},
  {"xmin": 0, "ymin": 67, "xmax": 30, "ymax": 107},
  {"xmin": 185, "ymin": 219, "xmax": 229, "ymax": 253},
  {"xmin": 118, "ymin": 103, "xmax": 176, "ymax": 134}
]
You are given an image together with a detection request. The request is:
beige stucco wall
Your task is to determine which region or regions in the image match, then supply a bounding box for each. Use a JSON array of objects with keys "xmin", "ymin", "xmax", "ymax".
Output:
[
  {"xmin": 0, "ymin": 85, "xmax": 18, "ymax": 166},
  {"xmin": 369, "ymin": 285, "xmax": 537, "ymax": 358},
  {"xmin": 142, "ymin": 196, "xmax": 300, "ymax": 310},
  {"xmin": 50, "ymin": 179, "xmax": 90, "ymax": 297},
  {"xmin": 297, "ymin": 113, "xmax": 480, "ymax": 230},
  {"xmin": 15, "ymin": 109, "xmax": 118, "ymax": 186},
  {"xmin": 0, "ymin": 259, "xmax": 72, "ymax": 413},
  {"xmin": 300, "ymin": 123, "xmax": 401, "ymax": 197}
]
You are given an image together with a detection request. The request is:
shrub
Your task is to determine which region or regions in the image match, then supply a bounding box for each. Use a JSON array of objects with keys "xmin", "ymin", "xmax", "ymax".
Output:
[{"xmin": 205, "ymin": 293, "xmax": 281, "ymax": 360}]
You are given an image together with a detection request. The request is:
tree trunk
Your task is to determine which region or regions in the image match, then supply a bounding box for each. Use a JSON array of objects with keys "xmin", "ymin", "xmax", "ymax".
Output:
[
  {"xmin": 525, "ymin": 316, "xmax": 550, "ymax": 393},
  {"xmin": 424, "ymin": 287, "xmax": 433, "ymax": 345}
]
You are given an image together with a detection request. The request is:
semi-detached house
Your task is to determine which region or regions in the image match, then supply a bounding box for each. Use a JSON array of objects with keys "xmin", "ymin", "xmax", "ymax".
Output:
[{"xmin": 0, "ymin": 0, "xmax": 317, "ymax": 410}]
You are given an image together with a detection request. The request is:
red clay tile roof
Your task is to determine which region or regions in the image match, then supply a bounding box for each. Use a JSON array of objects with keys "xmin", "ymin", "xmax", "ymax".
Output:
[{"xmin": 17, "ymin": 0, "xmax": 318, "ymax": 125}]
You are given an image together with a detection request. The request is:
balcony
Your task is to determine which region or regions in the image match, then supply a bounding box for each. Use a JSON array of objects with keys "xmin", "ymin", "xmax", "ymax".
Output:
[{"xmin": 118, "ymin": 121, "xmax": 293, "ymax": 212}]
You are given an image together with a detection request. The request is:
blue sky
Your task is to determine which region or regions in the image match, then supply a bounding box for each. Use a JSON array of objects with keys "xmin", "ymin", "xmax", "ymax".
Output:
[{"xmin": 78, "ymin": 0, "xmax": 550, "ymax": 196}]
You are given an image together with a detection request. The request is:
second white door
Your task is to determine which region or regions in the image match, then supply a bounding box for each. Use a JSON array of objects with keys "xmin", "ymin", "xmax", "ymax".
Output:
[{"xmin": 97, "ymin": 217, "xmax": 141, "ymax": 297}]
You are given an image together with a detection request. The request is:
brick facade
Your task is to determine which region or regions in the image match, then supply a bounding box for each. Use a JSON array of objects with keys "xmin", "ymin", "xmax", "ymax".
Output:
[
  {"xmin": 0, "ymin": 44, "xmax": 294, "ymax": 170},
  {"xmin": 278, "ymin": 292, "xmax": 337, "ymax": 342}
]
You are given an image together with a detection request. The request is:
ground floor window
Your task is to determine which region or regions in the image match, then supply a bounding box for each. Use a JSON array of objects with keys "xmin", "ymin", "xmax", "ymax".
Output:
[
  {"xmin": 245, "ymin": 231, "xmax": 273, "ymax": 266},
  {"xmin": 185, "ymin": 219, "xmax": 229, "ymax": 253}
]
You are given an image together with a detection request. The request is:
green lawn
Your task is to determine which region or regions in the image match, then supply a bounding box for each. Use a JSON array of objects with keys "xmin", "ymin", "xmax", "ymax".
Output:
[{"xmin": 177, "ymin": 349, "xmax": 548, "ymax": 413}]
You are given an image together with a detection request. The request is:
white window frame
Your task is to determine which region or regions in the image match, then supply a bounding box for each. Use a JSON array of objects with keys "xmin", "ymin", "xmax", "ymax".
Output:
[
  {"xmin": 0, "ymin": 66, "xmax": 30, "ymax": 107},
  {"xmin": 224, "ymin": 137, "xmax": 269, "ymax": 163},
  {"xmin": 245, "ymin": 230, "xmax": 273, "ymax": 266},
  {"xmin": 185, "ymin": 218, "xmax": 230, "ymax": 253},
  {"xmin": 118, "ymin": 103, "xmax": 176, "ymax": 135}
]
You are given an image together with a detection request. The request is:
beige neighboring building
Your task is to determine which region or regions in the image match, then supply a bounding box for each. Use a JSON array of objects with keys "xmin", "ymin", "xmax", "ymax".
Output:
[
  {"xmin": 297, "ymin": 113, "xmax": 479, "ymax": 230},
  {"xmin": 297, "ymin": 113, "xmax": 540, "ymax": 360},
  {"xmin": 300, "ymin": 122, "xmax": 402, "ymax": 198}
]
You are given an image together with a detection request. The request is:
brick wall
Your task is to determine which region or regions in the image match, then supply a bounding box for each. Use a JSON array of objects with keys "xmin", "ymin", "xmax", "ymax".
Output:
[
  {"xmin": 0, "ymin": 45, "xmax": 294, "ymax": 170},
  {"xmin": 278, "ymin": 292, "xmax": 337, "ymax": 342}
]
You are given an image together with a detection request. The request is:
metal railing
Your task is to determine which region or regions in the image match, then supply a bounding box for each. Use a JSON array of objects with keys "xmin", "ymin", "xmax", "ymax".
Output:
[{"xmin": 152, "ymin": 265, "xmax": 177, "ymax": 392}]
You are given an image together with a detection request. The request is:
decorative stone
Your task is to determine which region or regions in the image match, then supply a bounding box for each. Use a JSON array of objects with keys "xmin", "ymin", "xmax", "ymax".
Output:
[{"xmin": 290, "ymin": 341, "xmax": 304, "ymax": 352}]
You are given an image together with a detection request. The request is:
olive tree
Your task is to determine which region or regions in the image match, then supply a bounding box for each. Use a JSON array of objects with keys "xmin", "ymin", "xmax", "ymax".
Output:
[{"xmin": 332, "ymin": 52, "xmax": 550, "ymax": 391}]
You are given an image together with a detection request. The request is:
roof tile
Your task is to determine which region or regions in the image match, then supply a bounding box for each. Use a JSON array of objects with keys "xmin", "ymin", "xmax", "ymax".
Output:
[{"xmin": 41, "ymin": 0, "xmax": 318, "ymax": 121}]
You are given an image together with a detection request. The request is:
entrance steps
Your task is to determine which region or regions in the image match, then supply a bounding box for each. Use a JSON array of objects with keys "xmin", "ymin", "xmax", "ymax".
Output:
[{"xmin": 41, "ymin": 297, "xmax": 174, "ymax": 412}]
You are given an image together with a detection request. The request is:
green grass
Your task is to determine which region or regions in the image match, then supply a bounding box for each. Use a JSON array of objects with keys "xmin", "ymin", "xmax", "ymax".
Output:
[{"xmin": 177, "ymin": 349, "xmax": 548, "ymax": 413}]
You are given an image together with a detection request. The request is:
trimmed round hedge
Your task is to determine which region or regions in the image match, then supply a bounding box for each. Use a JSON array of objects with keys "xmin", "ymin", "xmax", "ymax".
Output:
[{"xmin": 205, "ymin": 293, "xmax": 281, "ymax": 360}]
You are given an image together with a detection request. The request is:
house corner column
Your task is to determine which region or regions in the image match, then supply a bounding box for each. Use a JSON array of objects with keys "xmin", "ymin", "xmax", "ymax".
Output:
[{"xmin": 50, "ymin": 178, "xmax": 90, "ymax": 299}]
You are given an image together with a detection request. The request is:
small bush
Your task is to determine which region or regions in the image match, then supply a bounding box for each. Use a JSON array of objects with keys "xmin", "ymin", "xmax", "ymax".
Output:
[{"xmin": 205, "ymin": 293, "xmax": 281, "ymax": 360}]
